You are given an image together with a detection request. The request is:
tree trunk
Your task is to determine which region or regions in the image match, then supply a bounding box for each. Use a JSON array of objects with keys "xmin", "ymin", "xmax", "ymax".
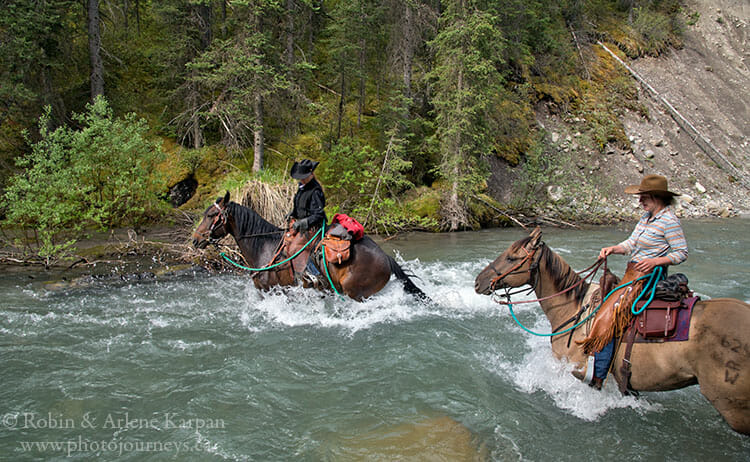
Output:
[
  {"xmin": 402, "ymin": 3, "xmax": 414, "ymax": 100},
  {"xmin": 197, "ymin": 3, "xmax": 212, "ymax": 49},
  {"xmin": 357, "ymin": 38, "xmax": 365, "ymax": 128},
  {"xmin": 336, "ymin": 69, "xmax": 345, "ymax": 140},
  {"xmin": 221, "ymin": 0, "xmax": 227, "ymax": 38},
  {"xmin": 88, "ymin": 0, "xmax": 104, "ymax": 100},
  {"xmin": 285, "ymin": 0, "xmax": 295, "ymax": 68},
  {"xmin": 123, "ymin": 0, "xmax": 129, "ymax": 33},
  {"xmin": 135, "ymin": 0, "xmax": 141, "ymax": 35},
  {"xmin": 252, "ymin": 8, "xmax": 264, "ymax": 172},
  {"xmin": 253, "ymin": 94, "xmax": 264, "ymax": 172},
  {"xmin": 447, "ymin": 68, "xmax": 466, "ymax": 231}
]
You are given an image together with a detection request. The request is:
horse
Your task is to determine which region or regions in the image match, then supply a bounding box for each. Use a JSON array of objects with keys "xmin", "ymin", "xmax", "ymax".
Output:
[
  {"xmin": 474, "ymin": 227, "xmax": 750, "ymax": 435},
  {"xmin": 192, "ymin": 192, "xmax": 428, "ymax": 302}
]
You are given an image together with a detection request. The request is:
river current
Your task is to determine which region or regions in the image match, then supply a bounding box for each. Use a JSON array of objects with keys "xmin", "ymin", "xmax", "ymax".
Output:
[{"xmin": 1, "ymin": 219, "xmax": 748, "ymax": 460}]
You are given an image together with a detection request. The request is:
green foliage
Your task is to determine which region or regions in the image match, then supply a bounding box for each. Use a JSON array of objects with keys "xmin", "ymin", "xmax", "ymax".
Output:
[
  {"xmin": 0, "ymin": 0, "xmax": 691, "ymax": 233},
  {"xmin": 2, "ymin": 97, "xmax": 166, "ymax": 260},
  {"xmin": 428, "ymin": 1, "xmax": 507, "ymax": 228},
  {"xmin": 512, "ymin": 135, "xmax": 559, "ymax": 210},
  {"xmin": 685, "ymin": 10, "xmax": 700, "ymax": 26},
  {"xmin": 631, "ymin": 7, "xmax": 679, "ymax": 55}
]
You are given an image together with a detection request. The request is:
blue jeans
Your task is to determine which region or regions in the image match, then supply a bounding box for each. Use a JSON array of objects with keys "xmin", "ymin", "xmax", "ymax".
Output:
[
  {"xmin": 305, "ymin": 259, "xmax": 321, "ymax": 276},
  {"xmin": 594, "ymin": 338, "xmax": 615, "ymax": 379}
]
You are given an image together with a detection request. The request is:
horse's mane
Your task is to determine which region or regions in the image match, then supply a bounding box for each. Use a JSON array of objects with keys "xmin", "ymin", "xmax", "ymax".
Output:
[
  {"xmin": 512, "ymin": 237, "xmax": 590, "ymax": 304},
  {"xmin": 228, "ymin": 201, "xmax": 282, "ymax": 254}
]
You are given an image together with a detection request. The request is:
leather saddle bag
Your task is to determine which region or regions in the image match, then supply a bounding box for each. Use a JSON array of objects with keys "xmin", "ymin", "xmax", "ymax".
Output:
[
  {"xmin": 321, "ymin": 236, "xmax": 351, "ymax": 265},
  {"xmin": 634, "ymin": 299, "xmax": 683, "ymax": 338}
]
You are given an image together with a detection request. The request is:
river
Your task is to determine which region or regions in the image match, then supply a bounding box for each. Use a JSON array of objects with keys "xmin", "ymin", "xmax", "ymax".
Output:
[{"xmin": 1, "ymin": 219, "xmax": 748, "ymax": 460}]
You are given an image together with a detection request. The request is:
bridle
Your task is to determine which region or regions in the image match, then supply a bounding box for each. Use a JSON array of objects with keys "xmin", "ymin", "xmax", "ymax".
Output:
[
  {"xmin": 192, "ymin": 202, "xmax": 230, "ymax": 246},
  {"xmin": 488, "ymin": 241, "xmax": 607, "ymax": 305},
  {"xmin": 208, "ymin": 202, "xmax": 229, "ymax": 236},
  {"xmin": 488, "ymin": 244, "xmax": 542, "ymax": 297}
]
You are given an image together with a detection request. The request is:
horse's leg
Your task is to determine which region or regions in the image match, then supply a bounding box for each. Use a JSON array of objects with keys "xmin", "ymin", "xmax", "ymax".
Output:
[{"xmin": 690, "ymin": 300, "xmax": 750, "ymax": 435}]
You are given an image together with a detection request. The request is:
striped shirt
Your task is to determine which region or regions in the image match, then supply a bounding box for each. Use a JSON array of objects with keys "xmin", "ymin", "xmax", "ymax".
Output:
[{"xmin": 619, "ymin": 207, "xmax": 688, "ymax": 265}]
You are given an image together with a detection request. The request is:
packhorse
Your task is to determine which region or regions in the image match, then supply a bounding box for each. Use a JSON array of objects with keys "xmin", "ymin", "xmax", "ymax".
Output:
[
  {"xmin": 474, "ymin": 227, "xmax": 750, "ymax": 435},
  {"xmin": 192, "ymin": 192, "xmax": 428, "ymax": 302}
]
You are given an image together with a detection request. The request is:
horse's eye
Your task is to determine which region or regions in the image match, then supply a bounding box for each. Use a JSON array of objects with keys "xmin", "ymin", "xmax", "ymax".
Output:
[{"xmin": 506, "ymin": 256, "xmax": 519, "ymax": 262}]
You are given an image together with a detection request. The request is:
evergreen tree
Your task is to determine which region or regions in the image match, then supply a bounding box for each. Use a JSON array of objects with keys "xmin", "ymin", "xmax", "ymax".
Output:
[{"xmin": 428, "ymin": 0, "xmax": 506, "ymax": 230}]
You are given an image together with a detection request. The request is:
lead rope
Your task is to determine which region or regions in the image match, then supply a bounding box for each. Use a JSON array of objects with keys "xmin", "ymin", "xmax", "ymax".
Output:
[
  {"xmin": 220, "ymin": 227, "xmax": 324, "ymax": 272},
  {"xmin": 320, "ymin": 241, "xmax": 345, "ymax": 300},
  {"xmin": 505, "ymin": 271, "xmax": 661, "ymax": 337}
]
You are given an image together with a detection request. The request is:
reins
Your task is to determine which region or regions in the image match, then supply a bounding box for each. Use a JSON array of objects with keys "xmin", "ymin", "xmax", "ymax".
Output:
[
  {"xmin": 489, "ymin": 244, "xmax": 663, "ymax": 337},
  {"xmin": 220, "ymin": 226, "xmax": 324, "ymax": 272},
  {"xmin": 490, "ymin": 243, "xmax": 606, "ymax": 304},
  {"xmin": 220, "ymin": 224, "xmax": 347, "ymax": 300}
]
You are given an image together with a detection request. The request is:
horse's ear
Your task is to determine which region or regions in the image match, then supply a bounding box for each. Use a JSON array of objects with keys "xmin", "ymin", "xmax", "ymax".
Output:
[
  {"xmin": 528, "ymin": 226, "xmax": 542, "ymax": 248},
  {"xmin": 220, "ymin": 191, "xmax": 230, "ymax": 205}
]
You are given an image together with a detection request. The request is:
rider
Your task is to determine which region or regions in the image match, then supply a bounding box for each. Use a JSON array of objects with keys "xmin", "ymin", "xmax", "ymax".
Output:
[
  {"xmin": 289, "ymin": 159, "xmax": 326, "ymax": 231},
  {"xmin": 286, "ymin": 159, "xmax": 327, "ymax": 277},
  {"xmin": 583, "ymin": 174, "xmax": 688, "ymax": 389}
]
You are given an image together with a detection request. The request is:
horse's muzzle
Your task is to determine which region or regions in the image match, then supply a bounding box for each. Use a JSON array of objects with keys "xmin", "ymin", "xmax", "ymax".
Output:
[
  {"xmin": 474, "ymin": 279, "xmax": 494, "ymax": 295},
  {"xmin": 192, "ymin": 237, "xmax": 208, "ymax": 249}
]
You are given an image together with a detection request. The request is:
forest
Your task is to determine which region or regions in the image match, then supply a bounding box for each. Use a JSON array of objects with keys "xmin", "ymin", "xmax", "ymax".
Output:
[{"xmin": 0, "ymin": 0, "xmax": 689, "ymax": 259}]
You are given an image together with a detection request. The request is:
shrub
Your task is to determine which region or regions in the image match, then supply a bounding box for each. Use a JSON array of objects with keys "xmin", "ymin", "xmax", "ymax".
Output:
[{"xmin": 2, "ymin": 97, "xmax": 166, "ymax": 261}]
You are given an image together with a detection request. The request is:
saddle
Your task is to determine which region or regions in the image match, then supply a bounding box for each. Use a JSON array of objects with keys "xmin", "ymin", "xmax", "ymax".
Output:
[{"xmin": 617, "ymin": 274, "xmax": 699, "ymax": 394}]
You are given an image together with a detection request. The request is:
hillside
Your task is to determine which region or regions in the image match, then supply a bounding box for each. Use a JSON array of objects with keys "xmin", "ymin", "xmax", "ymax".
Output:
[{"xmin": 530, "ymin": 0, "xmax": 749, "ymax": 220}]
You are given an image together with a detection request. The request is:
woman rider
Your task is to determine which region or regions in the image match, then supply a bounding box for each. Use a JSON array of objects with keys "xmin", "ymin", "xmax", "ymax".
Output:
[{"xmin": 580, "ymin": 174, "xmax": 688, "ymax": 389}]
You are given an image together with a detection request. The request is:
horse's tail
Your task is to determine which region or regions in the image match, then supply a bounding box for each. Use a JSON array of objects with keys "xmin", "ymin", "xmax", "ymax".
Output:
[{"xmin": 386, "ymin": 255, "xmax": 431, "ymax": 303}]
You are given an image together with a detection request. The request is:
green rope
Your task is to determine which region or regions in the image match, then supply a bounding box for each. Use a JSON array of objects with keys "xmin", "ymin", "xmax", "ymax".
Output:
[
  {"xmin": 220, "ymin": 227, "xmax": 324, "ymax": 272},
  {"xmin": 630, "ymin": 266, "xmax": 663, "ymax": 315},
  {"xmin": 320, "ymin": 243, "xmax": 345, "ymax": 300},
  {"xmin": 507, "ymin": 271, "xmax": 659, "ymax": 337}
]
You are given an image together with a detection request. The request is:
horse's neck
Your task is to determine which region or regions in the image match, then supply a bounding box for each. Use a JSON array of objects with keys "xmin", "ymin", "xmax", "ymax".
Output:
[
  {"xmin": 226, "ymin": 203, "xmax": 280, "ymax": 266},
  {"xmin": 533, "ymin": 247, "xmax": 588, "ymax": 331}
]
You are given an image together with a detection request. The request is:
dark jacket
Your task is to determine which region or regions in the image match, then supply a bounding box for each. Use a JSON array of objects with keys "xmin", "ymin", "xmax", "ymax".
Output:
[{"xmin": 291, "ymin": 177, "xmax": 326, "ymax": 228}]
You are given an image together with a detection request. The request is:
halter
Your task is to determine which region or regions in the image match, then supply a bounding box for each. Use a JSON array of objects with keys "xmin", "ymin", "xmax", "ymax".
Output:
[
  {"xmin": 488, "ymin": 244, "xmax": 541, "ymax": 296},
  {"xmin": 489, "ymin": 242, "xmax": 607, "ymax": 306},
  {"xmin": 208, "ymin": 202, "xmax": 228, "ymax": 235}
]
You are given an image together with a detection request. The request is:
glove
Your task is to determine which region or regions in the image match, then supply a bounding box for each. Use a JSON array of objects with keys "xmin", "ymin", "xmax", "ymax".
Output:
[{"xmin": 292, "ymin": 218, "xmax": 309, "ymax": 232}]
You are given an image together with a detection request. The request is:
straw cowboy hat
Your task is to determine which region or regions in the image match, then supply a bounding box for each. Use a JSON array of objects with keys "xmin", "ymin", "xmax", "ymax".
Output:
[
  {"xmin": 624, "ymin": 174, "xmax": 680, "ymax": 196},
  {"xmin": 290, "ymin": 159, "xmax": 319, "ymax": 180}
]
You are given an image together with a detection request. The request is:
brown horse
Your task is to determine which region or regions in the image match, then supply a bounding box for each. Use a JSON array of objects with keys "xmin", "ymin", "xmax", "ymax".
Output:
[
  {"xmin": 474, "ymin": 227, "xmax": 750, "ymax": 435},
  {"xmin": 192, "ymin": 192, "xmax": 428, "ymax": 302}
]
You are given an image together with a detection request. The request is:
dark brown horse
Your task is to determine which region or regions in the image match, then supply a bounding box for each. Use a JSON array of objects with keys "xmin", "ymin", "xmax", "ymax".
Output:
[
  {"xmin": 192, "ymin": 192, "xmax": 428, "ymax": 302},
  {"xmin": 474, "ymin": 227, "xmax": 750, "ymax": 435}
]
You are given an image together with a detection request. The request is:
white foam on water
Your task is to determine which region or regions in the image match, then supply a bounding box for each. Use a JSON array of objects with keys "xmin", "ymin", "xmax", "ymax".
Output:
[
  {"xmin": 167, "ymin": 339, "xmax": 216, "ymax": 351},
  {"xmin": 481, "ymin": 313, "xmax": 662, "ymax": 422},
  {"xmin": 232, "ymin": 256, "xmax": 513, "ymax": 334}
]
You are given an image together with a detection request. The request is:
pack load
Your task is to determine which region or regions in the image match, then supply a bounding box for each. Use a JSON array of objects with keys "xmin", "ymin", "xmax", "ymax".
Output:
[
  {"xmin": 319, "ymin": 214, "xmax": 365, "ymax": 265},
  {"xmin": 329, "ymin": 213, "xmax": 364, "ymax": 241}
]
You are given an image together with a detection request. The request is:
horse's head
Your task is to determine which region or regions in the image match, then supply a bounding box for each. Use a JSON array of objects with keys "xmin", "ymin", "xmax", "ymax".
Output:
[
  {"xmin": 192, "ymin": 191, "xmax": 232, "ymax": 249},
  {"xmin": 474, "ymin": 227, "xmax": 543, "ymax": 295}
]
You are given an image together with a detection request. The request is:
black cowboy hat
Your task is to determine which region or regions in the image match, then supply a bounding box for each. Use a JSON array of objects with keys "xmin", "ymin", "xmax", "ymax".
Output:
[{"xmin": 290, "ymin": 159, "xmax": 320, "ymax": 180}]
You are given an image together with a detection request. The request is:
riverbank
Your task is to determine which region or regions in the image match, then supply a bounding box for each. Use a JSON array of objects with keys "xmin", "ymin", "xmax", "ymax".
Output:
[{"xmin": 3, "ymin": 214, "xmax": 749, "ymax": 274}]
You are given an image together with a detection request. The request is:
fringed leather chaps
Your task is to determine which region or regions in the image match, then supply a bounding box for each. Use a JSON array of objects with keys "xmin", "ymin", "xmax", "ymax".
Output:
[{"xmin": 577, "ymin": 262, "xmax": 648, "ymax": 354}]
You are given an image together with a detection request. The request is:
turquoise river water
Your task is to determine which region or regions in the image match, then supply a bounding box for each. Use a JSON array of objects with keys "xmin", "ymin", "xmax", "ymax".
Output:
[{"xmin": 1, "ymin": 219, "xmax": 749, "ymax": 460}]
